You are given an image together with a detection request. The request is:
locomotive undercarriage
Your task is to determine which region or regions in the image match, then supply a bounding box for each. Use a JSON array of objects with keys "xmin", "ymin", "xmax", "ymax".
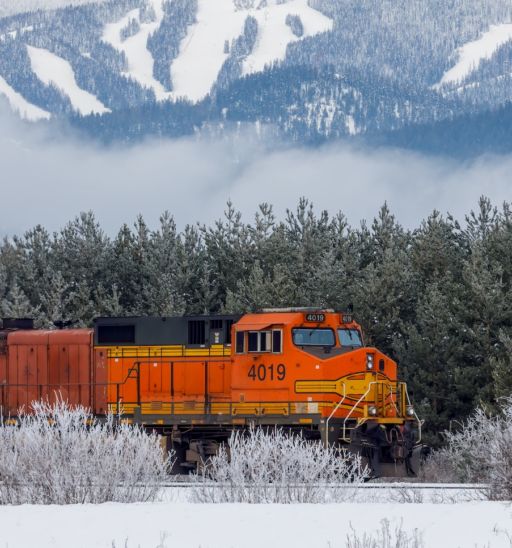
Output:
[
  {"xmin": 343, "ymin": 420, "xmax": 421, "ymax": 478},
  {"xmin": 164, "ymin": 424, "xmax": 322, "ymax": 474},
  {"xmin": 147, "ymin": 417, "xmax": 420, "ymax": 478}
]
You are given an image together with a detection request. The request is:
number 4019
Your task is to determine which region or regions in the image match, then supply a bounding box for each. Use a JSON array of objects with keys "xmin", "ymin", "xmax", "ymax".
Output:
[{"xmin": 248, "ymin": 363, "xmax": 286, "ymax": 381}]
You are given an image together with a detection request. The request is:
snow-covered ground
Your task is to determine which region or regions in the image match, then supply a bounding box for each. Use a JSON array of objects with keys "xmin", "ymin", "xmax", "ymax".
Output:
[
  {"xmin": 171, "ymin": 0, "xmax": 333, "ymax": 102},
  {"xmin": 436, "ymin": 23, "xmax": 512, "ymax": 88},
  {"xmin": 0, "ymin": 499, "xmax": 511, "ymax": 548},
  {"xmin": 169, "ymin": 0, "xmax": 247, "ymax": 103},
  {"xmin": 241, "ymin": 0, "xmax": 333, "ymax": 76},
  {"xmin": 0, "ymin": 75, "xmax": 51, "ymax": 121},
  {"xmin": 102, "ymin": 0, "xmax": 171, "ymax": 102},
  {"xmin": 160, "ymin": 482, "xmax": 488, "ymax": 505},
  {"xmin": 26, "ymin": 45, "xmax": 110, "ymax": 115},
  {"xmin": 102, "ymin": 0, "xmax": 332, "ymax": 104}
]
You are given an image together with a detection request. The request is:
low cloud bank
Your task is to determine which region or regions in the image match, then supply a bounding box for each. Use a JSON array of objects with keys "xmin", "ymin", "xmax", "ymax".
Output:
[
  {"xmin": 0, "ymin": 0, "xmax": 105, "ymax": 18},
  {"xmin": 0, "ymin": 106, "xmax": 509, "ymax": 237}
]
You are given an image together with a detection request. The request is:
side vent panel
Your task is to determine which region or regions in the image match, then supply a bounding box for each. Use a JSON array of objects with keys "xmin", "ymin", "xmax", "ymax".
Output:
[
  {"xmin": 97, "ymin": 325, "xmax": 135, "ymax": 344},
  {"xmin": 188, "ymin": 320, "xmax": 206, "ymax": 345}
]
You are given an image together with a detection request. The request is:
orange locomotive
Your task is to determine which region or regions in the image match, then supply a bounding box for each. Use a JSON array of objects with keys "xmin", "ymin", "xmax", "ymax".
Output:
[{"xmin": 0, "ymin": 310, "xmax": 421, "ymax": 476}]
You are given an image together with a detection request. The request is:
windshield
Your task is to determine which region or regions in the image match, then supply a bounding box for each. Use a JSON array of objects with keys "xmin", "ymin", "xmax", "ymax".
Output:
[
  {"xmin": 338, "ymin": 329, "xmax": 363, "ymax": 347},
  {"xmin": 293, "ymin": 328, "xmax": 335, "ymax": 347}
]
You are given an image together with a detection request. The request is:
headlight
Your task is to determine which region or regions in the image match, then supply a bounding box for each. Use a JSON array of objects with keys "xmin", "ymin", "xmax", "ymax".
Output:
[
  {"xmin": 406, "ymin": 406, "xmax": 415, "ymax": 417},
  {"xmin": 366, "ymin": 353, "xmax": 374, "ymax": 370},
  {"xmin": 368, "ymin": 406, "xmax": 378, "ymax": 416}
]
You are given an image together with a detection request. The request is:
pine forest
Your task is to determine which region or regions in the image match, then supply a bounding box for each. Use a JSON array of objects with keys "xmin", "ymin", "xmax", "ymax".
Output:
[{"xmin": 1, "ymin": 197, "xmax": 511, "ymax": 444}]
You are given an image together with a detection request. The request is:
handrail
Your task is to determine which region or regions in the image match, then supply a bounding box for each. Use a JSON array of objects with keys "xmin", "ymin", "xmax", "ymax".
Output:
[
  {"xmin": 324, "ymin": 383, "xmax": 346, "ymax": 448},
  {"xmin": 342, "ymin": 381, "xmax": 377, "ymax": 442},
  {"xmin": 378, "ymin": 382, "xmax": 401, "ymax": 417},
  {"xmin": 107, "ymin": 344, "xmax": 232, "ymax": 359},
  {"xmin": 108, "ymin": 399, "xmax": 328, "ymax": 416},
  {"xmin": 403, "ymin": 383, "xmax": 422, "ymax": 444}
]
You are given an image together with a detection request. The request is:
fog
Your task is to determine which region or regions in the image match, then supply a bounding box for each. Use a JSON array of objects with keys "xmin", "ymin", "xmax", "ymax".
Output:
[
  {"xmin": 0, "ymin": 105, "xmax": 510, "ymax": 238},
  {"xmin": 0, "ymin": 0, "xmax": 106, "ymax": 18}
]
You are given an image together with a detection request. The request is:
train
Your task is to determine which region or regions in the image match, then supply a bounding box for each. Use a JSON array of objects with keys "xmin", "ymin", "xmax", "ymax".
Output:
[{"xmin": 0, "ymin": 309, "xmax": 422, "ymax": 476}]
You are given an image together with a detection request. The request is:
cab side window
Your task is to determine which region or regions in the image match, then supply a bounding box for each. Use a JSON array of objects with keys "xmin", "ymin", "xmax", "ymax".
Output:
[
  {"xmin": 248, "ymin": 331, "xmax": 271, "ymax": 353},
  {"xmin": 272, "ymin": 330, "xmax": 282, "ymax": 353},
  {"xmin": 236, "ymin": 331, "xmax": 245, "ymax": 353},
  {"xmin": 248, "ymin": 332, "xmax": 259, "ymax": 352},
  {"xmin": 236, "ymin": 330, "xmax": 282, "ymax": 353}
]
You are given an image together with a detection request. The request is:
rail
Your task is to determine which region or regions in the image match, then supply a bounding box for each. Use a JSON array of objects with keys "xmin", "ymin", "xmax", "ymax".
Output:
[
  {"xmin": 106, "ymin": 344, "xmax": 231, "ymax": 359},
  {"xmin": 156, "ymin": 481, "xmax": 488, "ymax": 490},
  {"xmin": 0, "ymin": 480, "xmax": 488, "ymax": 490}
]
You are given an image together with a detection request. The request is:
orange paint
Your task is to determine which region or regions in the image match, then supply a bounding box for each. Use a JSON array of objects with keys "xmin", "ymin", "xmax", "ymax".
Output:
[{"xmin": 0, "ymin": 312, "xmax": 412, "ymax": 426}]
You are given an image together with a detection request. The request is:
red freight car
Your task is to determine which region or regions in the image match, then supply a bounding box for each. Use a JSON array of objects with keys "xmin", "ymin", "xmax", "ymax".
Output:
[{"xmin": 0, "ymin": 324, "xmax": 107, "ymax": 416}]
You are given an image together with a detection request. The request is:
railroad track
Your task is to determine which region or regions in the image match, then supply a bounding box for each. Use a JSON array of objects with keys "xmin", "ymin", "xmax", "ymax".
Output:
[{"xmin": 159, "ymin": 482, "xmax": 487, "ymax": 490}]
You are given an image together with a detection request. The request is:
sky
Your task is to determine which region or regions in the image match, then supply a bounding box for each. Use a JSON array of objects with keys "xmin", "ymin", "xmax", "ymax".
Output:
[{"xmin": 0, "ymin": 104, "xmax": 511, "ymax": 238}]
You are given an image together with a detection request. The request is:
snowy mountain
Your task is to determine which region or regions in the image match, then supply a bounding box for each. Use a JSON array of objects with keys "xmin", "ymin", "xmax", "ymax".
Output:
[{"xmin": 1, "ymin": 0, "xmax": 512, "ymax": 151}]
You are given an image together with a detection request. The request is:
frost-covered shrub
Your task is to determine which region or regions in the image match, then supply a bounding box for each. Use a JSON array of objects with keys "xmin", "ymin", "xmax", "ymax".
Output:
[
  {"xmin": 0, "ymin": 400, "xmax": 172, "ymax": 505},
  {"xmin": 421, "ymin": 408, "xmax": 495, "ymax": 485},
  {"xmin": 190, "ymin": 427, "xmax": 369, "ymax": 503},
  {"xmin": 345, "ymin": 519, "xmax": 424, "ymax": 548},
  {"xmin": 422, "ymin": 399, "xmax": 512, "ymax": 500}
]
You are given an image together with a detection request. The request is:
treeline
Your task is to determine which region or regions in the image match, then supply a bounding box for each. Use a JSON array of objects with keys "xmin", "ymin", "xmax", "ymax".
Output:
[{"xmin": 1, "ymin": 197, "xmax": 511, "ymax": 443}]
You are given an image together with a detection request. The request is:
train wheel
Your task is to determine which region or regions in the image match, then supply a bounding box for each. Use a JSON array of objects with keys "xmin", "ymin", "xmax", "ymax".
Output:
[{"xmin": 170, "ymin": 440, "xmax": 191, "ymax": 475}]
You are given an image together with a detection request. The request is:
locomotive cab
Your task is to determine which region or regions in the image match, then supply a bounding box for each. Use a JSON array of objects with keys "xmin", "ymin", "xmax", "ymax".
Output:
[{"xmin": 232, "ymin": 308, "xmax": 421, "ymax": 476}]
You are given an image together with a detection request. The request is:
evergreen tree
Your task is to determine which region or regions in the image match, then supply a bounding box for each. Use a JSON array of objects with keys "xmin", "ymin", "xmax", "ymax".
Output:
[
  {"xmin": 202, "ymin": 201, "xmax": 252, "ymax": 312},
  {"xmin": 39, "ymin": 271, "xmax": 73, "ymax": 328},
  {"xmin": 394, "ymin": 280, "xmax": 468, "ymax": 446},
  {"xmin": 458, "ymin": 243, "xmax": 512, "ymax": 407},
  {"xmin": 0, "ymin": 263, "xmax": 6, "ymax": 303},
  {"xmin": 177, "ymin": 225, "xmax": 212, "ymax": 314},
  {"xmin": 110, "ymin": 222, "xmax": 140, "ymax": 312},
  {"xmin": 352, "ymin": 205, "xmax": 415, "ymax": 356},
  {"xmin": 1, "ymin": 279, "xmax": 39, "ymax": 319},
  {"xmin": 491, "ymin": 330, "xmax": 512, "ymax": 400},
  {"xmin": 0, "ymin": 198, "xmax": 511, "ymax": 442},
  {"xmin": 143, "ymin": 212, "xmax": 185, "ymax": 315},
  {"xmin": 411, "ymin": 211, "xmax": 465, "ymax": 286},
  {"xmin": 68, "ymin": 278, "xmax": 98, "ymax": 327},
  {"xmin": 94, "ymin": 283, "xmax": 125, "ymax": 317},
  {"xmin": 224, "ymin": 261, "xmax": 268, "ymax": 313},
  {"xmin": 11, "ymin": 225, "xmax": 54, "ymax": 311}
]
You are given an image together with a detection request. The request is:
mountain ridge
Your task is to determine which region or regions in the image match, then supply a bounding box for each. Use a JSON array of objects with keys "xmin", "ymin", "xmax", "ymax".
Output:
[{"xmin": 1, "ymin": 0, "xmax": 512, "ymax": 152}]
